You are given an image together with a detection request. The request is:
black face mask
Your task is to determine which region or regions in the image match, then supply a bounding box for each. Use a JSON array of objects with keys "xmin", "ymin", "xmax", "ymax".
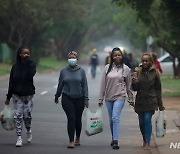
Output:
[{"xmin": 22, "ymin": 57, "xmax": 31, "ymax": 64}]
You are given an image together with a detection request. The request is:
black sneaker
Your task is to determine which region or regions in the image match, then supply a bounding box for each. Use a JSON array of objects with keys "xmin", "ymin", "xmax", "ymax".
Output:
[
  {"xmin": 111, "ymin": 140, "xmax": 114, "ymax": 146},
  {"xmin": 112, "ymin": 140, "xmax": 119, "ymax": 149}
]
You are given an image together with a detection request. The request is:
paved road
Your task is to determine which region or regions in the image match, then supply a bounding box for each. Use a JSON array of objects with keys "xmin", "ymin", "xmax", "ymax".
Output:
[{"xmin": 0, "ymin": 52, "xmax": 160, "ymax": 154}]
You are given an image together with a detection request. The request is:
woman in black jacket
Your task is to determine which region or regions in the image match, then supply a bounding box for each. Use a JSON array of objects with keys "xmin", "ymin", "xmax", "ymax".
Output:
[
  {"xmin": 132, "ymin": 52, "xmax": 165, "ymax": 150},
  {"xmin": 5, "ymin": 46, "xmax": 36, "ymax": 147}
]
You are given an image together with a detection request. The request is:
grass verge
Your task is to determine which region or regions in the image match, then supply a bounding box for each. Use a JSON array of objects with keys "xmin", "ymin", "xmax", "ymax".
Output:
[
  {"xmin": 161, "ymin": 76, "xmax": 180, "ymax": 97},
  {"xmin": 37, "ymin": 55, "xmax": 66, "ymax": 72},
  {"xmin": 0, "ymin": 63, "xmax": 11, "ymax": 75},
  {"xmin": 0, "ymin": 55, "xmax": 67, "ymax": 75}
]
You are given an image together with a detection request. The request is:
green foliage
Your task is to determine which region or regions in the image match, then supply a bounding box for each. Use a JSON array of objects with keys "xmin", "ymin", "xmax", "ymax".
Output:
[
  {"xmin": 113, "ymin": 0, "xmax": 180, "ymax": 76},
  {"xmin": 161, "ymin": 76, "xmax": 180, "ymax": 97},
  {"xmin": 0, "ymin": 63, "xmax": 11, "ymax": 75},
  {"xmin": 37, "ymin": 55, "xmax": 66, "ymax": 72}
]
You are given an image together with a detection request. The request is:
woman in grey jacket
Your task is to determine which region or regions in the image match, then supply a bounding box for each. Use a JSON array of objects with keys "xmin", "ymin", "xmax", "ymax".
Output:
[
  {"xmin": 54, "ymin": 51, "xmax": 89, "ymax": 148},
  {"xmin": 98, "ymin": 47, "xmax": 134, "ymax": 149}
]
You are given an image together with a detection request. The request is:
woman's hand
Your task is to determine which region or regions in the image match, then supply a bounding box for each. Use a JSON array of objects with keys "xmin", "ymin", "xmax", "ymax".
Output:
[
  {"xmin": 159, "ymin": 105, "xmax": 165, "ymax": 111},
  {"xmin": 128, "ymin": 101, "xmax": 134, "ymax": 107},
  {"xmin": 84, "ymin": 100, "xmax": 89, "ymax": 108},
  {"xmin": 5, "ymin": 99, "xmax": 10, "ymax": 105},
  {"xmin": 54, "ymin": 97, "xmax": 59, "ymax": 104},
  {"xmin": 98, "ymin": 100, "xmax": 103, "ymax": 107},
  {"xmin": 132, "ymin": 77, "xmax": 138, "ymax": 84}
]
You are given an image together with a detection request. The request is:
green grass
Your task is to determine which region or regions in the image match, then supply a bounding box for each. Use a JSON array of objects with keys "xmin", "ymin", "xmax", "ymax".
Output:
[
  {"xmin": 37, "ymin": 55, "xmax": 66, "ymax": 72},
  {"xmin": 161, "ymin": 76, "xmax": 180, "ymax": 97},
  {"xmin": 0, "ymin": 55, "xmax": 67, "ymax": 75},
  {"xmin": 0, "ymin": 63, "xmax": 11, "ymax": 75}
]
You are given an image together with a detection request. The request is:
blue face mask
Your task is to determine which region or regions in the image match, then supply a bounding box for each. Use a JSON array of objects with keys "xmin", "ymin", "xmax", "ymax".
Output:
[{"xmin": 68, "ymin": 58, "xmax": 77, "ymax": 66}]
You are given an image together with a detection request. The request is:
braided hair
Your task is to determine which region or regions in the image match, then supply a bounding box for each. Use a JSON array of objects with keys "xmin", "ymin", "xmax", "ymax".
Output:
[
  {"xmin": 14, "ymin": 46, "xmax": 30, "ymax": 80},
  {"xmin": 106, "ymin": 47, "xmax": 123, "ymax": 75}
]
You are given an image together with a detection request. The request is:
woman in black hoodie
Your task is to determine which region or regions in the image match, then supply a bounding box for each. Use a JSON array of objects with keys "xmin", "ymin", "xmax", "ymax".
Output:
[{"xmin": 5, "ymin": 46, "xmax": 36, "ymax": 147}]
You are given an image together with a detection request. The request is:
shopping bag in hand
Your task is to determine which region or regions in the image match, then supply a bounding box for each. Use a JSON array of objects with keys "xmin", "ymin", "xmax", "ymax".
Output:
[
  {"xmin": 0, "ymin": 105, "xmax": 15, "ymax": 131},
  {"xmin": 156, "ymin": 111, "xmax": 167, "ymax": 137},
  {"xmin": 85, "ymin": 107, "xmax": 103, "ymax": 136}
]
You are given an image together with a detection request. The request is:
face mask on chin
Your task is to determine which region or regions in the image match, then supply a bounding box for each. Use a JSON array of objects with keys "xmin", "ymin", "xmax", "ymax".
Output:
[{"xmin": 68, "ymin": 58, "xmax": 77, "ymax": 66}]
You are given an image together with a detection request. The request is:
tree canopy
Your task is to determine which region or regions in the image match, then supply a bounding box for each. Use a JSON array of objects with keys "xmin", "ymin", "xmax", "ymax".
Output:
[{"xmin": 113, "ymin": 0, "xmax": 180, "ymax": 76}]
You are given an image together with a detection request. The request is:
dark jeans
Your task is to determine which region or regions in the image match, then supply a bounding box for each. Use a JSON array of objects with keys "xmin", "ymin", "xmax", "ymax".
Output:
[
  {"xmin": 91, "ymin": 64, "xmax": 97, "ymax": 78},
  {"xmin": 61, "ymin": 93, "xmax": 85, "ymax": 142},
  {"xmin": 138, "ymin": 111, "xmax": 153, "ymax": 142}
]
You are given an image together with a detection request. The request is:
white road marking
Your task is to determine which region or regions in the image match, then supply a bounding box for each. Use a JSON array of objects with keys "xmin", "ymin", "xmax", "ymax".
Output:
[{"xmin": 40, "ymin": 91, "xmax": 48, "ymax": 95}]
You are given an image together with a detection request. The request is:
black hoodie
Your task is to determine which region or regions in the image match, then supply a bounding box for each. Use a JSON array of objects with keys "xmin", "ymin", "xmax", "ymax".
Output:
[{"xmin": 6, "ymin": 60, "xmax": 36, "ymax": 100}]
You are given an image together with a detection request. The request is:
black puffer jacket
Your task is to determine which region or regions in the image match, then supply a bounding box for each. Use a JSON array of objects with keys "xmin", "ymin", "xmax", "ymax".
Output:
[{"xmin": 132, "ymin": 66, "xmax": 163, "ymax": 113}]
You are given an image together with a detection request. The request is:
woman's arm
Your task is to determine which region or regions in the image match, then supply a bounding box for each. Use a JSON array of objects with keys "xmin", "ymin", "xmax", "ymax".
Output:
[
  {"xmin": 6, "ymin": 65, "xmax": 14, "ymax": 101},
  {"xmin": 55, "ymin": 71, "xmax": 64, "ymax": 98},
  {"xmin": 155, "ymin": 75, "xmax": 165, "ymax": 110},
  {"xmin": 125, "ymin": 68, "xmax": 134, "ymax": 103},
  {"xmin": 82, "ymin": 69, "xmax": 89, "ymax": 101}
]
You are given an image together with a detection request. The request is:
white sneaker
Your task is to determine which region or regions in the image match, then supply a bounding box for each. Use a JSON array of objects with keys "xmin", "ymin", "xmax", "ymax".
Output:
[
  {"xmin": 27, "ymin": 130, "xmax": 32, "ymax": 143},
  {"xmin": 16, "ymin": 137, "xmax": 22, "ymax": 147}
]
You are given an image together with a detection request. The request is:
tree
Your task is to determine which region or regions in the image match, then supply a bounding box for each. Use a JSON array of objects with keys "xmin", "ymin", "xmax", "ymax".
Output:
[
  {"xmin": 0, "ymin": 0, "xmax": 52, "ymax": 62},
  {"xmin": 113, "ymin": 0, "xmax": 180, "ymax": 77}
]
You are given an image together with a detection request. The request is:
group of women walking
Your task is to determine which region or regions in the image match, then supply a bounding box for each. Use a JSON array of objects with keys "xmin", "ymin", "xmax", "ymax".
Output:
[{"xmin": 5, "ymin": 46, "xmax": 165, "ymax": 150}]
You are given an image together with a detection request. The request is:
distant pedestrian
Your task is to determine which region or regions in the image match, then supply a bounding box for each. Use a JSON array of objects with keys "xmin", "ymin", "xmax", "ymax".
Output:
[
  {"xmin": 152, "ymin": 52, "xmax": 163, "ymax": 74},
  {"xmin": 121, "ymin": 49, "xmax": 131, "ymax": 68},
  {"xmin": 55, "ymin": 51, "xmax": 89, "ymax": 148},
  {"xmin": 89, "ymin": 48, "xmax": 99, "ymax": 79},
  {"xmin": 128, "ymin": 53, "xmax": 139, "ymax": 72},
  {"xmin": 105, "ymin": 51, "xmax": 112, "ymax": 65},
  {"xmin": 5, "ymin": 46, "xmax": 36, "ymax": 147},
  {"xmin": 98, "ymin": 47, "xmax": 134, "ymax": 150},
  {"xmin": 132, "ymin": 52, "xmax": 165, "ymax": 150}
]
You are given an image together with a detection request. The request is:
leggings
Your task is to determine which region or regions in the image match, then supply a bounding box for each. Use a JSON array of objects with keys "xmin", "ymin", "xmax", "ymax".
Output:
[
  {"xmin": 12, "ymin": 95, "xmax": 33, "ymax": 136},
  {"xmin": 61, "ymin": 93, "xmax": 85, "ymax": 142}
]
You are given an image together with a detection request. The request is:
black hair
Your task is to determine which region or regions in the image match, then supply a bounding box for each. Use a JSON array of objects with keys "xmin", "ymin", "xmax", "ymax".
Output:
[
  {"xmin": 106, "ymin": 47, "xmax": 123, "ymax": 75},
  {"xmin": 67, "ymin": 51, "xmax": 78, "ymax": 58},
  {"xmin": 16, "ymin": 46, "xmax": 30, "ymax": 63},
  {"xmin": 14, "ymin": 46, "xmax": 30, "ymax": 80}
]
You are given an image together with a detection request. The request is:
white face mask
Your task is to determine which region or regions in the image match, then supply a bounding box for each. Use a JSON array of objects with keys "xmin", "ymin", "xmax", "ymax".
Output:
[{"xmin": 68, "ymin": 58, "xmax": 77, "ymax": 66}]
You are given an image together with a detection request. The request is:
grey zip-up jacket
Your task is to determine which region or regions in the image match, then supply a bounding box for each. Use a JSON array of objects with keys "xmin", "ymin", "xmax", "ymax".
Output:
[
  {"xmin": 99, "ymin": 64, "xmax": 133, "ymax": 102},
  {"xmin": 55, "ymin": 65, "xmax": 89, "ymax": 100}
]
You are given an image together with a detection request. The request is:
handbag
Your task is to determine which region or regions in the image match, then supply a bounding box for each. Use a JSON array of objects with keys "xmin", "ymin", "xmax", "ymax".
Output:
[{"xmin": 85, "ymin": 107, "xmax": 103, "ymax": 136}]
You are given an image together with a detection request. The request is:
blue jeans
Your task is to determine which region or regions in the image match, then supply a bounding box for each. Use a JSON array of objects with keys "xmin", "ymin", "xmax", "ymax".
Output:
[
  {"xmin": 105, "ymin": 100, "xmax": 125, "ymax": 141},
  {"xmin": 138, "ymin": 112, "xmax": 153, "ymax": 142}
]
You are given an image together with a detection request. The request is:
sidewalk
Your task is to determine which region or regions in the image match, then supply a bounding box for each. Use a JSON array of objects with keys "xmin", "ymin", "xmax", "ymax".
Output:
[{"xmin": 152, "ymin": 110, "xmax": 180, "ymax": 154}]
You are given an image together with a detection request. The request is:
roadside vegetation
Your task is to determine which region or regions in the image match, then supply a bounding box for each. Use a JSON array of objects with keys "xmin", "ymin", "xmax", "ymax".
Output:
[
  {"xmin": 37, "ymin": 55, "xmax": 66, "ymax": 72},
  {"xmin": 0, "ymin": 55, "xmax": 66, "ymax": 75},
  {"xmin": 161, "ymin": 76, "xmax": 180, "ymax": 97}
]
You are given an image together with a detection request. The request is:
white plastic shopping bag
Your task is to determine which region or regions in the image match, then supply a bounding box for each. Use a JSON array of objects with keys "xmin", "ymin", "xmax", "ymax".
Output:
[
  {"xmin": 156, "ymin": 111, "xmax": 167, "ymax": 137},
  {"xmin": 0, "ymin": 105, "xmax": 15, "ymax": 131},
  {"xmin": 85, "ymin": 107, "xmax": 103, "ymax": 136}
]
